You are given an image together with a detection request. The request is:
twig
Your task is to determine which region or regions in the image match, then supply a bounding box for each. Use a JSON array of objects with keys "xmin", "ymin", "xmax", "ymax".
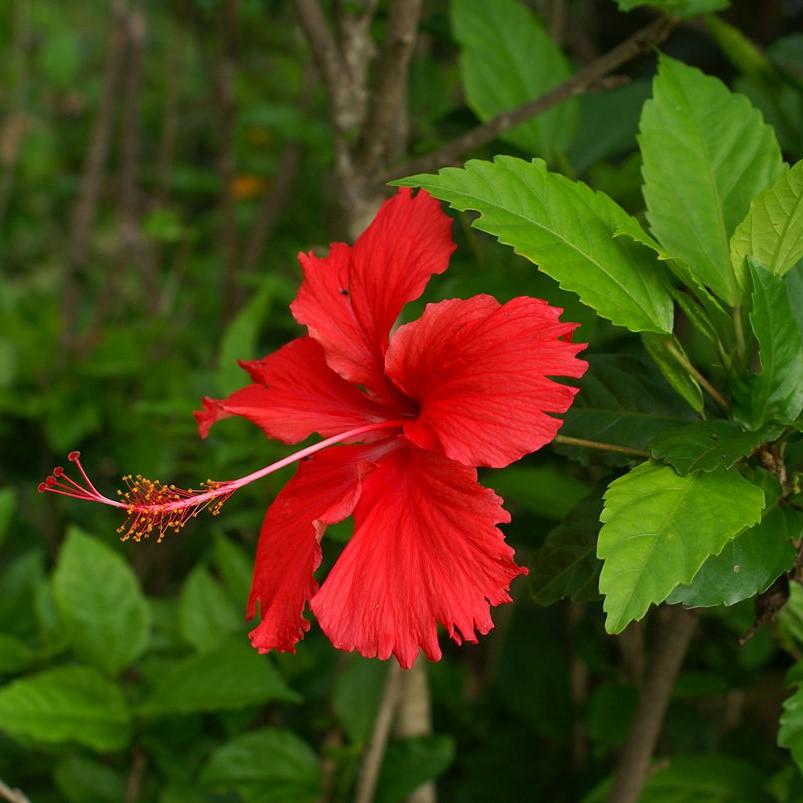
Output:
[
  {"xmin": 382, "ymin": 14, "xmax": 676, "ymax": 181},
  {"xmin": 554, "ymin": 435, "xmax": 650, "ymax": 458},
  {"xmin": 608, "ymin": 606, "xmax": 698, "ymax": 803},
  {"xmin": 395, "ymin": 660, "xmax": 436, "ymax": 803},
  {"xmin": 124, "ymin": 748, "xmax": 147, "ymax": 803},
  {"xmin": 354, "ymin": 662, "xmax": 403, "ymax": 803},
  {"xmin": 662, "ymin": 337, "xmax": 730, "ymax": 411},
  {"xmin": 0, "ymin": 778, "xmax": 30, "ymax": 803},
  {"xmin": 358, "ymin": 0, "xmax": 423, "ymax": 174}
]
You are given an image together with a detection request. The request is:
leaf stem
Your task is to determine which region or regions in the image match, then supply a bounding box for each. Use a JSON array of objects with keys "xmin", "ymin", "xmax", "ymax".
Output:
[
  {"xmin": 663, "ymin": 338, "xmax": 729, "ymax": 412},
  {"xmin": 554, "ymin": 435, "xmax": 649, "ymax": 458},
  {"xmin": 732, "ymin": 305, "xmax": 747, "ymax": 364}
]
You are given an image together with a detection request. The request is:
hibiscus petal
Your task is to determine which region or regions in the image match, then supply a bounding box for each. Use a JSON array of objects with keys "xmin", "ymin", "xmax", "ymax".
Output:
[
  {"xmin": 311, "ymin": 445, "xmax": 527, "ymax": 669},
  {"xmin": 194, "ymin": 337, "xmax": 388, "ymax": 443},
  {"xmin": 248, "ymin": 444, "xmax": 376, "ymax": 653},
  {"xmin": 384, "ymin": 295, "xmax": 588, "ymax": 468},
  {"xmin": 290, "ymin": 189, "xmax": 455, "ymax": 397}
]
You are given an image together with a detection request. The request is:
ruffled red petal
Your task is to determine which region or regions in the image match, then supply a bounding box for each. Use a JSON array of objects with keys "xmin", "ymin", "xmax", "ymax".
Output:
[
  {"xmin": 310, "ymin": 445, "xmax": 527, "ymax": 669},
  {"xmin": 384, "ymin": 295, "xmax": 588, "ymax": 468},
  {"xmin": 290, "ymin": 188, "xmax": 455, "ymax": 399},
  {"xmin": 247, "ymin": 444, "xmax": 377, "ymax": 653},
  {"xmin": 193, "ymin": 337, "xmax": 389, "ymax": 443}
]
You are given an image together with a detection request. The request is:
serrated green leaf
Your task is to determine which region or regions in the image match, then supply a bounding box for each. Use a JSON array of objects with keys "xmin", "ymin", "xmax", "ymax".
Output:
[
  {"xmin": 530, "ymin": 492, "xmax": 603, "ymax": 605},
  {"xmin": 0, "ymin": 633, "xmax": 35, "ymax": 675},
  {"xmin": 53, "ymin": 756, "xmax": 125, "ymax": 803},
  {"xmin": 640, "ymin": 55, "xmax": 784, "ymax": 304},
  {"xmin": 53, "ymin": 527, "xmax": 150, "ymax": 675},
  {"xmin": 598, "ymin": 462, "xmax": 765, "ymax": 633},
  {"xmin": 731, "ymin": 160, "xmax": 803, "ymax": 279},
  {"xmin": 178, "ymin": 565, "xmax": 241, "ymax": 653},
  {"xmin": 451, "ymin": 0, "xmax": 576, "ymax": 163},
  {"xmin": 668, "ymin": 505, "xmax": 797, "ymax": 608},
  {"xmin": 0, "ymin": 488, "xmax": 14, "ymax": 550},
  {"xmin": 557, "ymin": 354, "xmax": 696, "ymax": 466},
  {"xmin": 616, "ymin": 0, "xmax": 728, "ymax": 16},
  {"xmin": 333, "ymin": 657, "xmax": 386, "ymax": 744},
  {"xmin": 201, "ymin": 727, "xmax": 321, "ymax": 803},
  {"xmin": 736, "ymin": 261, "xmax": 803, "ymax": 428},
  {"xmin": 216, "ymin": 278, "xmax": 273, "ymax": 395},
  {"xmin": 376, "ymin": 736, "xmax": 455, "ymax": 803},
  {"xmin": 0, "ymin": 665, "xmax": 130, "ymax": 751},
  {"xmin": 212, "ymin": 533, "xmax": 253, "ymax": 610},
  {"xmin": 651, "ymin": 419, "xmax": 779, "ymax": 474},
  {"xmin": 397, "ymin": 157, "xmax": 673, "ymax": 332},
  {"xmin": 142, "ymin": 636, "xmax": 298, "ymax": 715},
  {"xmin": 641, "ymin": 333, "xmax": 704, "ymax": 414}
]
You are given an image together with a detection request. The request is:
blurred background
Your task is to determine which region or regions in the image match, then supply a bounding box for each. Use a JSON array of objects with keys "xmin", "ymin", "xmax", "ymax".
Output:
[{"xmin": 1, "ymin": 1, "xmax": 803, "ymax": 801}]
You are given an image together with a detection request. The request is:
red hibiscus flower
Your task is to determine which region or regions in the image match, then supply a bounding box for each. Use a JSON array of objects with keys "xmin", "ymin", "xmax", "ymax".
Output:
[{"xmin": 40, "ymin": 188, "xmax": 587, "ymax": 668}]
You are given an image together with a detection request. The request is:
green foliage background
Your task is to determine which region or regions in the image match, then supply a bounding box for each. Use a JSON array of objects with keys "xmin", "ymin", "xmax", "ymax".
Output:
[{"xmin": 2, "ymin": 1, "xmax": 803, "ymax": 801}]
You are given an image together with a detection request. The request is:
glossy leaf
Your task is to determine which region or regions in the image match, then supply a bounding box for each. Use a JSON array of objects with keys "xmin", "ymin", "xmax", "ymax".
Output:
[
  {"xmin": 0, "ymin": 488, "xmax": 14, "ymax": 551},
  {"xmin": 52, "ymin": 527, "xmax": 150, "ymax": 675},
  {"xmin": 0, "ymin": 665, "xmax": 131, "ymax": 751},
  {"xmin": 668, "ymin": 506, "xmax": 797, "ymax": 607},
  {"xmin": 731, "ymin": 159, "xmax": 803, "ymax": 278},
  {"xmin": 557, "ymin": 354, "xmax": 696, "ymax": 466},
  {"xmin": 397, "ymin": 156, "xmax": 674, "ymax": 333},
  {"xmin": 640, "ymin": 55, "xmax": 783, "ymax": 304},
  {"xmin": 201, "ymin": 727, "xmax": 321, "ymax": 803},
  {"xmin": 736, "ymin": 261, "xmax": 803, "ymax": 428},
  {"xmin": 53, "ymin": 757, "xmax": 125, "ymax": 803},
  {"xmin": 377, "ymin": 736, "xmax": 456, "ymax": 803},
  {"xmin": 598, "ymin": 462, "xmax": 764, "ymax": 633},
  {"xmin": 178, "ymin": 564, "xmax": 242, "ymax": 653},
  {"xmin": 530, "ymin": 492, "xmax": 603, "ymax": 605},
  {"xmin": 0, "ymin": 633, "xmax": 35, "ymax": 675},
  {"xmin": 213, "ymin": 533, "xmax": 253, "ymax": 610},
  {"xmin": 142, "ymin": 636, "xmax": 298, "ymax": 715},
  {"xmin": 651, "ymin": 419, "xmax": 779, "ymax": 474},
  {"xmin": 451, "ymin": 0, "xmax": 575, "ymax": 163}
]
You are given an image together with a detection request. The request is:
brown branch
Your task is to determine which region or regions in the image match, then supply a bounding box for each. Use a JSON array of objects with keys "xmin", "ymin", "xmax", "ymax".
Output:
[
  {"xmin": 124, "ymin": 748, "xmax": 147, "ymax": 803},
  {"xmin": 358, "ymin": 0, "xmax": 423, "ymax": 174},
  {"xmin": 0, "ymin": 778, "xmax": 30, "ymax": 803},
  {"xmin": 608, "ymin": 606, "xmax": 698, "ymax": 803},
  {"xmin": 554, "ymin": 435, "xmax": 650, "ymax": 458},
  {"xmin": 383, "ymin": 14, "xmax": 676, "ymax": 181},
  {"xmin": 354, "ymin": 662, "xmax": 403, "ymax": 803},
  {"xmin": 395, "ymin": 660, "xmax": 436, "ymax": 803}
]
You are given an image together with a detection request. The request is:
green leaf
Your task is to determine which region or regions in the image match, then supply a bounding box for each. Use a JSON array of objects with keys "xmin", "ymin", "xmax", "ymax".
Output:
[
  {"xmin": 396, "ymin": 156, "xmax": 674, "ymax": 333},
  {"xmin": 451, "ymin": 0, "xmax": 576, "ymax": 163},
  {"xmin": 731, "ymin": 160, "xmax": 803, "ymax": 278},
  {"xmin": 53, "ymin": 757, "xmax": 125, "ymax": 803},
  {"xmin": 557, "ymin": 354, "xmax": 696, "ymax": 466},
  {"xmin": 216, "ymin": 278, "xmax": 273, "ymax": 395},
  {"xmin": 0, "ymin": 488, "xmax": 14, "ymax": 550},
  {"xmin": 530, "ymin": 492, "xmax": 603, "ymax": 605},
  {"xmin": 641, "ymin": 334, "xmax": 705, "ymax": 414},
  {"xmin": 333, "ymin": 657, "xmax": 386, "ymax": 744},
  {"xmin": 598, "ymin": 462, "xmax": 765, "ymax": 633},
  {"xmin": 53, "ymin": 526, "xmax": 151, "ymax": 675},
  {"xmin": 0, "ymin": 633, "xmax": 35, "ymax": 675},
  {"xmin": 0, "ymin": 665, "xmax": 131, "ymax": 751},
  {"xmin": 178, "ymin": 565, "xmax": 242, "ymax": 653},
  {"xmin": 212, "ymin": 533, "xmax": 253, "ymax": 610},
  {"xmin": 142, "ymin": 636, "xmax": 298, "ymax": 715},
  {"xmin": 201, "ymin": 727, "xmax": 321, "ymax": 803},
  {"xmin": 668, "ymin": 505, "xmax": 797, "ymax": 608},
  {"xmin": 736, "ymin": 261, "xmax": 803, "ymax": 428},
  {"xmin": 780, "ymin": 663, "xmax": 803, "ymax": 773},
  {"xmin": 615, "ymin": 0, "xmax": 728, "ymax": 16},
  {"xmin": 651, "ymin": 419, "xmax": 779, "ymax": 474},
  {"xmin": 485, "ymin": 465, "xmax": 590, "ymax": 521},
  {"xmin": 376, "ymin": 736, "xmax": 455, "ymax": 803},
  {"xmin": 640, "ymin": 55, "xmax": 784, "ymax": 304}
]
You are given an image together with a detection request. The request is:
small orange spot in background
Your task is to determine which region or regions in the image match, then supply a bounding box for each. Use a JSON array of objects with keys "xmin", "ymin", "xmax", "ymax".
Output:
[{"xmin": 231, "ymin": 174, "xmax": 268, "ymax": 200}]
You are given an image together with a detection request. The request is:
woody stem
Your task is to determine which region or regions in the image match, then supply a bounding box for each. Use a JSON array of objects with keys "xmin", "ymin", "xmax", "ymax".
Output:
[{"xmin": 554, "ymin": 435, "xmax": 650, "ymax": 458}]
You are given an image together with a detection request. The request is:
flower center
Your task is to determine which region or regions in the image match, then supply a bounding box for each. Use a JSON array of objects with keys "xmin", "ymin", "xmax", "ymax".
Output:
[{"xmin": 39, "ymin": 420, "xmax": 404, "ymax": 542}]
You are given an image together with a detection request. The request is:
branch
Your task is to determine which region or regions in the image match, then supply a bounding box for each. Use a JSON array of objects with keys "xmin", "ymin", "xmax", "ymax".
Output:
[
  {"xmin": 0, "ymin": 779, "xmax": 30, "ymax": 803},
  {"xmin": 383, "ymin": 14, "xmax": 676, "ymax": 181},
  {"xmin": 355, "ymin": 662, "xmax": 403, "ymax": 803},
  {"xmin": 395, "ymin": 660, "xmax": 436, "ymax": 803},
  {"xmin": 554, "ymin": 435, "xmax": 650, "ymax": 458},
  {"xmin": 608, "ymin": 606, "xmax": 698, "ymax": 803},
  {"xmin": 358, "ymin": 0, "xmax": 423, "ymax": 173},
  {"xmin": 124, "ymin": 748, "xmax": 147, "ymax": 803}
]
